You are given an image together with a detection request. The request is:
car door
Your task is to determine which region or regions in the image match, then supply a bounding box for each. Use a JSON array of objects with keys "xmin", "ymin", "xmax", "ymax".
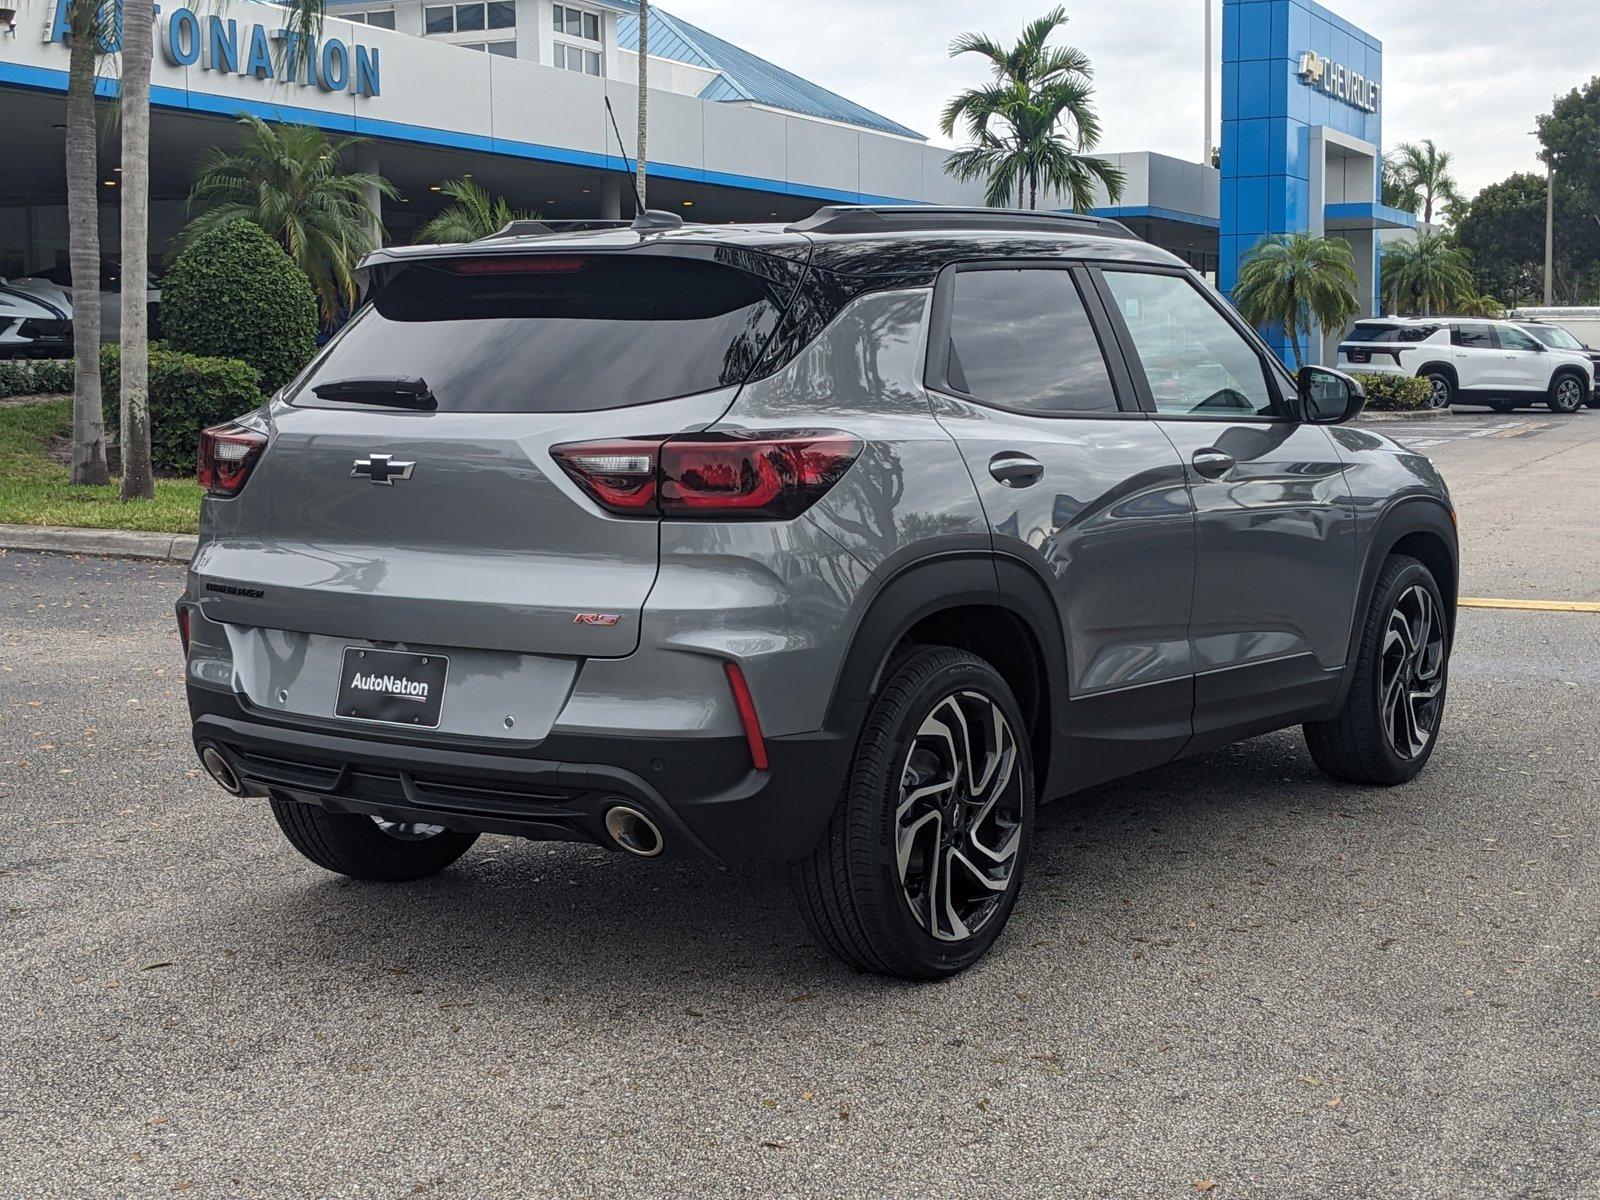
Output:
[
  {"xmin": 1089, "ymin": 265, "xmax": 1357, "ymax": 752},
  {"xmin": 1494, "ymin": 323, "xmax": 1549, "ymax": 394},
  {"xmin": 1449, "ymin": 321, "xmax": 1502, "ymax": 392},
  {"xmin": 925, "ymin": 262, "xmax": 1198, "ymax": 789}
]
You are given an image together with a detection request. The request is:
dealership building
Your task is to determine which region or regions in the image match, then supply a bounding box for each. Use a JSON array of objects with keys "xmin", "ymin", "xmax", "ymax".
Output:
[{"xmin": 0, "ymin": 0, "xmax": 1410, "ymax": 363}]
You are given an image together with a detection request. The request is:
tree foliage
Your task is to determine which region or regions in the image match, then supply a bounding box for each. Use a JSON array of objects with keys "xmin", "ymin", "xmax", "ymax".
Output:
[
  {"xmin": 1233, "ymin": 233, "xmax": 1361, "ymax": 370},
  {"xmin": 180, "ymin": 115, "xmax": 395, "ymax": 321},
  {"xmin": 940, "ymin": 6, "xmax": 1124, "ymax": 210},
  {"xmin": 1387, "ymin": 140, "xmax": 1463, "ymax": 225},
  {"xmin": 416, "ymin": 179, "xmax": 537, "ymax": 244},
  {"xmin": 1381, "ymin": 230, "xmax": 1474, "ymax": 317},
  {"xmin": 161, "ymin": 219, "xmax": 319, "ymax": 395}
]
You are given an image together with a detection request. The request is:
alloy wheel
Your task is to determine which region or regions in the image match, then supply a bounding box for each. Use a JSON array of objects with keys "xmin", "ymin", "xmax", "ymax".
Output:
[
  {"xmin": 371, "ymin": 816, "xmax": 448, "ymax": 841},
  {"xmin": 1380, "ymin": 584, "xmax": 1446, "ymax": 760},
  {"xmin": 1425, "ymin": 377, "xmax": 1451, "ymax": 409},
  {"xmin": 895, "ymin": 691, "xmax": 1024, "ymax": 942},
  {"xmin": 1555, "ymin": 377, "xmax": 1584, "ymax": 412}
]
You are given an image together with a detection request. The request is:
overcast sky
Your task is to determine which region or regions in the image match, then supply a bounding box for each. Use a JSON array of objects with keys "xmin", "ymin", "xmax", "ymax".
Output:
[{"xmin": 662, "ymin": 0, "xmax": 1594, "ymax": 199}]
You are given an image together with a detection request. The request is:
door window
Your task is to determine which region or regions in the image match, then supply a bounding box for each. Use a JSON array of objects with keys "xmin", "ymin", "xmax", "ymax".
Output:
[
  {"xmin": 1496, "ymin": 326, "xmax": 1540, "ymax": 351},
  {"xmin": 1452, "ymin": 323, "xmax": 1498, "ymax": 349},
  {"xmin": 1101, "ymin": 271, "xmax": 1276, "ymax": 417},
  {"xmin": 941, "ymin": 268, "xmax": 1119, "ymax": 415}
]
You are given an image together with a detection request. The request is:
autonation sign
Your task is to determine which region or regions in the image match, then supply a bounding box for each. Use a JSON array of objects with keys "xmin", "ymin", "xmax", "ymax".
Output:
[
  {"xmin": 1297, "ymin": 50, "xmax": 1378, "ymax": 114},
  {"xmin": 47, "ymin": 0, "xmax": 381, "ymax": 97}
]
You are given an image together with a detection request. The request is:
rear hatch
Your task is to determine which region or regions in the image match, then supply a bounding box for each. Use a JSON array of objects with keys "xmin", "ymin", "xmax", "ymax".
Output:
[{"xmin": 192, "ymin": 242, "xmax": 805, "ymax": 659}]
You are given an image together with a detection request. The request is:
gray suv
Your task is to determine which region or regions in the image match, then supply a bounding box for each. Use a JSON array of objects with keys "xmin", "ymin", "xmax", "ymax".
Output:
[{"xmin": 180, "ymin": 206, "xmax": 1458, "ymax": 979}]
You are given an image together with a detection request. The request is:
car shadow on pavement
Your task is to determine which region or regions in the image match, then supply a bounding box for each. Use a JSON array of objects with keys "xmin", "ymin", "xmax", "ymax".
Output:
[{"xmin": 228, "ymin": 728, "xmax": 1369, "ymax": 995}]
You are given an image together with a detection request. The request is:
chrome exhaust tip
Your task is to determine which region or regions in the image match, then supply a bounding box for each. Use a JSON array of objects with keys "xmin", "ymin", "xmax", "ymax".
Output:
[
  {"xmin": 603, "ymin": 804, "xmax": 664, "ymax": 858},
  {"xmin": 199, "ymin": 745, "xmax": 244, "ymax": 796}
]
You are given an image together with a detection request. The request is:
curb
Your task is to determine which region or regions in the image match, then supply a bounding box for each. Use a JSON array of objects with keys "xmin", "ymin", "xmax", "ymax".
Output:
[
  {"xmin": 0, "ymin": 523, "xmax": 196, "ymax": 563},
  {"xmin": 1357, "ymin": 407, "xmax": 1450, "ymax": 423}
]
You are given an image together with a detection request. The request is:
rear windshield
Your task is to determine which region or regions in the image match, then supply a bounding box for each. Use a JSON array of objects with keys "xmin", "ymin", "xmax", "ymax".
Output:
[
  {"xmin": 1344, "ymin": 323, "xmax": 1441, "ymax": 344},
  {"xmin": 288, "ymin": 253, "xmax": 791, "ymax": 413}
]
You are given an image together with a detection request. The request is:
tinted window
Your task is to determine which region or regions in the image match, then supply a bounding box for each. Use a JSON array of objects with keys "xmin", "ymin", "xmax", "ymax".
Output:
[
  {"xmin": 1453, "ymin": 323, "xmax": 1497, "ymax": 349},
  {"xmin": 1346, "ymin": 323, "xmax": 1440, "ymax": 344},
  {"xmin": 943, "ymin": 269, "xmax": 1119, "ymax": 414},
  {"xmin": 1497, "ymin": 326, "xmax": 1540, "ymax": 351},
  {"xmin": 290, "ymin": 254, "xmax": 789, "ymax": 413},
  {"xmin": 1102, "ymin": 271, "xmax": 1275, "ymax": 417},
  {"xmin": 1524, "ymin": 324, "xmax": 1583, "ymax": 350},
  {"xmin": 366, "ymin": 9, "xmax": 396, "ymax": 27}
]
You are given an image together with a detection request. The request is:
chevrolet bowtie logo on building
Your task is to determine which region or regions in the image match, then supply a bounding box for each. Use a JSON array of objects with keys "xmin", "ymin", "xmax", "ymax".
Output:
[
  {"xmin": 351, "ymin": 454, "xmax": 416, "ymax": 485},
  {"xmin": 1298, "ymin": 50, "xmax": 1380, "ymax": 114}
]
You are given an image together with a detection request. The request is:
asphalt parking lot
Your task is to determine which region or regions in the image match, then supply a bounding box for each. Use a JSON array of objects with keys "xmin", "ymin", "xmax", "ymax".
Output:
[{"xmin": 2, "ymin": 409, "xmax": 1598, "ymax": 1199}]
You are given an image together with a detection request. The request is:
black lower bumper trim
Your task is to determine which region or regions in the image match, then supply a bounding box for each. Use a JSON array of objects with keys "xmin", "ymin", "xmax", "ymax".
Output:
[{"xmin": 189, "ymin": 687, "xmax": 854, "ymax": 863}]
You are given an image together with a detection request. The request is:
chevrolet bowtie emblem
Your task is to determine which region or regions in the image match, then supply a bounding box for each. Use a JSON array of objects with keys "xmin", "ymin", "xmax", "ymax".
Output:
[
  {"xmin": 1298, "ymin": 51, "xmax": 1326, "ymax": 86},
  {"xmin": 351, "ymin": 453, "xmax": 416, "ymax": 485}
]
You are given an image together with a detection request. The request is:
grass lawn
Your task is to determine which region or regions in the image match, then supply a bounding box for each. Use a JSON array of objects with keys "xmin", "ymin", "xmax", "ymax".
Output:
[{"xmin": 0, "ymin": 398, "xmax": 202, "ymax": 534}]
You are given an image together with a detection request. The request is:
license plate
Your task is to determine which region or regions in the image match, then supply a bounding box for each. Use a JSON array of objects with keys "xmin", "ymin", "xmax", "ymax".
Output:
[
  {"xmin": 336, "ymin": 648, "xmax": 448, "ymax": 727},
  {"xmin": 1350, "ymin": 351, "xmax": 1370, "ymax": 363}
]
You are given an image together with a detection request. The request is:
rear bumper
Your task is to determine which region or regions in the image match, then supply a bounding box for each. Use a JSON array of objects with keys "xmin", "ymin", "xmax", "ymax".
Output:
[{"xmin": 188, "ymin": 685, "xmax": 855, "ymax": 864}]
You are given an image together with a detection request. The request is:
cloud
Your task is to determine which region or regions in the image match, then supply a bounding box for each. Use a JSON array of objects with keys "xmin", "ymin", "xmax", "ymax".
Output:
[{"xmin": 659, "ymin": 0, "xmax": 1592, "ymax": 197}]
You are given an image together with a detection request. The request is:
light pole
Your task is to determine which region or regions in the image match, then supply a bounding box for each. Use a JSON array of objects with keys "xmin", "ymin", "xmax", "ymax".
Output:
[
  {"xmin": 1203, "ymin": 0, "xmax": 1214, "ymax": 166},
  {"xmin": 1543, "ymin": 159, "xmax": 1555, "ymax": 305}
]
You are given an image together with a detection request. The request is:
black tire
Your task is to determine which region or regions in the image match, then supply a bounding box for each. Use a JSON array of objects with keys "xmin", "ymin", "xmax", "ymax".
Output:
[
  {"xmin": 1420, "ymin": 370, "xmax": 1454, "ymax": 410},
  {"xmin": 1304, "ymin": 555, "xmax": 1449, "ymax": 786},
  {"xmin": 791, "ymin": 646, "xmax": 1035, "ymax": 980},
  {"xmin": 269, "ymin": 796, "xmax": 479, "ymax": 882},
  {"xmin": 1548, "ymin": 371, "xmax": 1586, "ymax": 415}
]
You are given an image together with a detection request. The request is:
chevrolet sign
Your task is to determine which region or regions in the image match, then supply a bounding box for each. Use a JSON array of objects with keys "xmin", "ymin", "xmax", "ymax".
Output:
[{"xmin": 1298, "ymin": 51, "xmax": 1379, "ymax": 114}]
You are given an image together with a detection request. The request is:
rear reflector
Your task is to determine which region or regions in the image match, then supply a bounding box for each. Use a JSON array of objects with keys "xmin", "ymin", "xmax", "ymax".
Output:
[
  {"xmin": 723, "ymin": 661, "xmax": 769, "ymax": 771},
  {"xmin": 176, "ymin": 605, "xmax": 191, "ymax": 653},
  {"xmin": 197, "ymin": 423, "xmax": 268, "ymax": 497},
  {"xmin": 449, "ymin": 256, "xmax": 589, "ymax": 275},
  {"xmin": 553, "ymin": 430, "xmax": 861, "ymax": 519}
]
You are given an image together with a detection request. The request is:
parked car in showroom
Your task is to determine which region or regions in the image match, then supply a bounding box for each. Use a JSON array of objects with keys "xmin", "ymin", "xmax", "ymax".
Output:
[
  {"xmin": 33, "ymin": 262, "xmax": 162, "ymax": 346},
  {"xmin": 179, "ymin": 206, "xmax": 1459, "ymax": 979},
  {"xmin": 1336, "ymin": 316, "xmax": 1594, "ymax": 413},
  {"xmin": 0, "ymin": 273, "xmax": 73, "ymax": 358}
]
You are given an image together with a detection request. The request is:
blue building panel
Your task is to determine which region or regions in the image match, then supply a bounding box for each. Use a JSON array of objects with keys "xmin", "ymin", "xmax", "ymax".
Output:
[{"xmin": 1221, "ymin": 0, "xmax": 1386, "ymax": 361}]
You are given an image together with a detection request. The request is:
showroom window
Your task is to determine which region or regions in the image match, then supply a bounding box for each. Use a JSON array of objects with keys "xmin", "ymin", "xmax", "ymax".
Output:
[
  {"xmin": 552, "ymin": 3, "xmax": 603, "ymax": 75},
  {"xmin": 425, "ymin": 2, "xmax": 515, "ymax": 36},
  {"xmin": 941, "ymin": 268, "xmax": 1120, "ymax": 416},
  {"xmin": 344, "ymin": 9, "xmax": 396, "ymax": 27}
]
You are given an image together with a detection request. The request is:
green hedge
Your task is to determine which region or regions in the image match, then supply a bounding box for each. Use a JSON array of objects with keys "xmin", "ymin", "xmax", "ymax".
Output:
[
  {"xmin": 101, "ymin": 344, "xmax": 262, "ymax": 474},
  {"xmin": 161, "ymin": 218, "xmax": 318, "ymax": 395},
  {"xmin": 0, "ymin": 358, "xmax": 75, "ymax": 399},
  {"xmin": 1352, "ymin": 372, "xmax": 1433, "ymax": 412}
]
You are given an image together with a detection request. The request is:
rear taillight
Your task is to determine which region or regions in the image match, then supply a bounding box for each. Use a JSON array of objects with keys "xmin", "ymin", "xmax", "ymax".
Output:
[
  {"xmin": 197, "ymin": 423, "xmax": 268, "ymax": 497},
  {"xmin": 552, "ymin": 430, "xmax": 861, "ymax": 520}
]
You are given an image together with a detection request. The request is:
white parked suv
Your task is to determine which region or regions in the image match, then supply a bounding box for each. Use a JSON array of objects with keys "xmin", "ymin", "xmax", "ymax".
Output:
[{"xmin": 1336, "ymin": 317, "xmax": 1594, "ymax": 414}]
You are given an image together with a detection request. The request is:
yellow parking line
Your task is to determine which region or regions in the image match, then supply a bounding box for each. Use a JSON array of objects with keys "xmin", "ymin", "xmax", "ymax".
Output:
[{"xmin": 1459, "ymin": 597, "xmax": 1600, "ymax": 613}]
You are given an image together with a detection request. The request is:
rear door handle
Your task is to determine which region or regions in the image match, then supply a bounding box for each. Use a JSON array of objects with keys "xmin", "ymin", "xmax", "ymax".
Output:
[
  {"xmin": 989, "ymin": 452, "xmax": 1044, "ymax": 488},
  {"xmin": 1191, "ymin": 448, "xmax": 1235, "ymax": 479}
]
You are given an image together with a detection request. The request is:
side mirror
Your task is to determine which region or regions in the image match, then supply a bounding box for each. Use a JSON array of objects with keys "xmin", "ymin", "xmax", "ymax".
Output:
[{"xmin": 1299, "ymin": 366, "xmax": 1366, "ymax": 424}]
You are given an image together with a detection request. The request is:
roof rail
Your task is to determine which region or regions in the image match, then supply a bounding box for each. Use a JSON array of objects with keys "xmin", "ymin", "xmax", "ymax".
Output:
[
  {"xmin": 787, "ymin": 205, "xmax": 1137, "ymax": 240},
  {"xmin": 480, "ymin": 219, "xmax": 636, "ymax": 241}
]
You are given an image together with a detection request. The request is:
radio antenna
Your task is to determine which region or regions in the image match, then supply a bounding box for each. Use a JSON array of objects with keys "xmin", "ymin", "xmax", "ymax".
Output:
[{"xmin": 604, "ymin": 97, "xmax": 647, "ymax": 216}]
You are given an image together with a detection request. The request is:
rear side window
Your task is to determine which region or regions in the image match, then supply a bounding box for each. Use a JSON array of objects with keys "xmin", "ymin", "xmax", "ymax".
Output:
[
  {"xmin": 290, "ymin": 253, "xmax": 791, "ymax": 413},
  {"xmin": 1346, "ymin": 323, "xmax": 1440, "ymax": 344},
  {"xmin": 1452, "ymin": 323, "xmax": 1498, "ymax": 349},
  {"xmin": 941, "ymin": 268, "xmax": 1119, "ymax": 415}
]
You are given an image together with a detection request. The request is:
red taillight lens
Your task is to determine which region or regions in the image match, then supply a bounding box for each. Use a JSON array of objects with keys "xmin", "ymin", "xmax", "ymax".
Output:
[
  {"xmin": 176, "ymin": 605, "xmax": 191, "ymax": 653},
  {"xmin": 552, "ymin": 430, "xmax": 861, "ymax": 520},
  {"xmin": 197, "ymin": 423, "xmax": 268, "ymax": 497}
]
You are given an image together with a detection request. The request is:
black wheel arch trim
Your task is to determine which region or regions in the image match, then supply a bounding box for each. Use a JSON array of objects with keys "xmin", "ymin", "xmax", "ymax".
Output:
[
  {"xmin": 822, "ymin": 547, "xmax": 1073, "ymax": 799},
  {"xmin": 1329, "ymin": 495, "xmax": 1459, "ymax": 716}
]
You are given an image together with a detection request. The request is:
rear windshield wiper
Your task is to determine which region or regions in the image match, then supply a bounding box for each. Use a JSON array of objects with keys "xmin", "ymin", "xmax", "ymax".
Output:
[{"xmin": 312, "ymin": 376, "xmax": 437, "ymax": 411}]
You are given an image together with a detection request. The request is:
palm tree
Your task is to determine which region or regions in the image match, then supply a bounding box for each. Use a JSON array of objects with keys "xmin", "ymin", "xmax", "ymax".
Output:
[
  {"xmin": 1389, "ymin": 140, "xmax": 1463, "ymax": 226},
  {"xmin": 1381, "ymin": 159, "xmax": 1418, "ymax": 213},
  {"xmin": 119, "ymin": 0, "xmax": 155, "ymax": 501},
  {"xmin": 416, "ymin": 179, "xmax": 537, "ymax": 244},
  {"xmin": 1381, "ymin": 231, "xmax": 1474, "ymax": 316},
  {"xmin": 939, "ymin": 6, "xmax": 1124, "ymax": 211},
  {"xmin": 63, "ymin": 0, "xmax": 110, "ymax": 485},
  {"xmin": 178, "ymin": 115, "xmax": 396, "ymax": 321},
  {"xmin": 1233, "ymin": 233, "xmax": 1361, "ymax": 371}
]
